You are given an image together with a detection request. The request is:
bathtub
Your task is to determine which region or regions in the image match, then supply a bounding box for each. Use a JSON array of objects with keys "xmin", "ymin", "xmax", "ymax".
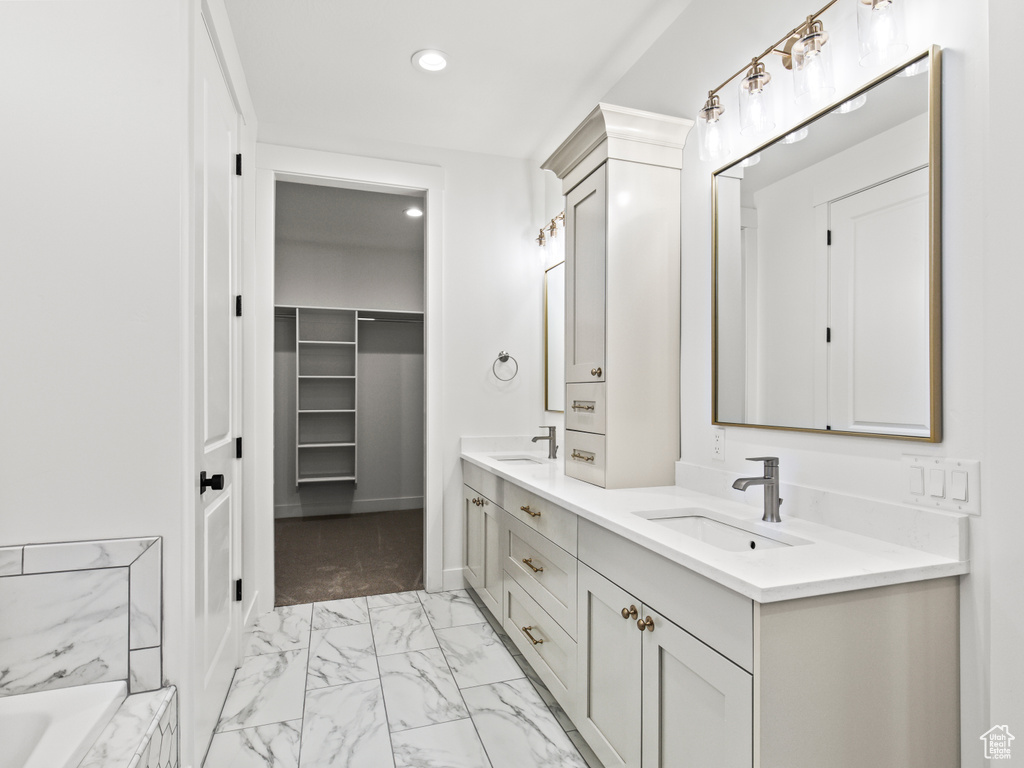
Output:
[{"xmin": 0, "ymin": 681, "xmax": 126, "ymax": 768}]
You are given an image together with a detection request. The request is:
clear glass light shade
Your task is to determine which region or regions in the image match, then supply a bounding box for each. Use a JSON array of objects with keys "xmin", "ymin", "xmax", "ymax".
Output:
[
  {"xmin": 834, "ymin": 93, "xmax": 868, "ymax": 114},
  {"xmin": 739, "ymin": 66, "xmax": 776, "ymax": 138},
  {"xmin": 781, "ymin": 126, "xmax": 810, "ymax": 144},
  {"xmin": 857, "ymin": 0, "xmax": 908, "ymax": 68},
  {"xmin": 793, "ymin": 25, "xmax": 835, "ymax": 109},
  {"xmin": 697, "ymin": 96, "xmax": 730, "ymax": 163}
]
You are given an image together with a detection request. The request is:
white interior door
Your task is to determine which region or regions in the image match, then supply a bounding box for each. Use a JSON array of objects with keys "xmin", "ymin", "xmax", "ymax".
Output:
[
  {"xmin": 194, "ymin": 20, "xmax": 242, "ymax": 761},
  {"xmin": 828, "ymin": 167, "xmax": 930, "ymax": 435}
]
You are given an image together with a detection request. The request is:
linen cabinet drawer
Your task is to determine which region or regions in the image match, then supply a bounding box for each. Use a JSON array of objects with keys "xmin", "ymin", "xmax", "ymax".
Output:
[
  {"xmin": 565, "ymin": 430, "xmax": 606, "ymax": 488},
  {"xmin": 566, "ymin": 382, "xmax": 606, "ymax": 434},
  {"xmin": 504, "ymin": 512, "xmax": 578, "ymax": 639},
  {"xmin": 504, "ymin": 576, "xmax": 577, "ymax": 714},
  {"xmin": 503, "ymin": 482, "xmax": 577, "ymax": 555}
]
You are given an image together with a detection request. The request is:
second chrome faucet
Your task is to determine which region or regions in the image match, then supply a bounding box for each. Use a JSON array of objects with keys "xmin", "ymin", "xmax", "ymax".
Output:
[{"xmin": 732, "ymin": 456, "xmax": 782, "ymax": 523}]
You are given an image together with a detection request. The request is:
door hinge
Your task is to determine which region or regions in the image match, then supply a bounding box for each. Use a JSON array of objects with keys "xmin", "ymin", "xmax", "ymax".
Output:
[
  {"xmin": 235, "ymin": 579, "xmax": 242, "ymax": 602},
  {"xmin": 826, "ymin": 425, "xmax": 832, "ymax": 430},
  {"xmin": 826, "ymin": 327, "xmax": 831, "ymax": 343},
  {"xmin": 236, "ymin": 437, "xmax": 243, "ymax": 459},
  {"xmin": 235, "ymin": 295, "xmax": 242, "ymax": 317},
  {"xmin": 235, "ymin": 153, "xmax": 242, "ymax": 176},
  {"xmin": 827, "ymin": 229, "xmax": 832, "ymax": 246}
]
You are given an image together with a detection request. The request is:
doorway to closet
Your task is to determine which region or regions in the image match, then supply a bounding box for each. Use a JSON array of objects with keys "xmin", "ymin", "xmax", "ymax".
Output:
[{"xmin": 272, "ymin": 181, "xmax": 425, "ymax": 606}]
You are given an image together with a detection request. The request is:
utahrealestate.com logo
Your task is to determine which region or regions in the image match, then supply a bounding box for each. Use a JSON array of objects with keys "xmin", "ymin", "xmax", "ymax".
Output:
[{"xmin": 981, "ymin": 726, "xmax": 1015, "ymax": 760}]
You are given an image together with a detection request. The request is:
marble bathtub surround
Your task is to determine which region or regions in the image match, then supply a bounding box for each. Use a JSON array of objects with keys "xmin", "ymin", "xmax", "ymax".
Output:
[
  {"xmin": 207, "ymin": 589, "xmax": 601, "ymax": 768},
  {"xmin": 79, "ymin": 685, "xmax": 178, "ymax": 768},
  {"xmin": 0, "ymin": 546, "xmax": 22, "ymax": 576},
  {"xmin": 0, "ymin": 535, "xmax": 162, "ymax": 698}
]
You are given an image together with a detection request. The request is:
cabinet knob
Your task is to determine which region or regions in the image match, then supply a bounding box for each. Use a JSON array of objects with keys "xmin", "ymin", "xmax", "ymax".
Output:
[
  {"xmin": 591, "ymin": 367, "xmax": 603, "ymax": 377},
  {"xmin": 637, "ymin": 616, "xmax": 655, "ymax": 632},
  {"xmin": 521, "ymin": 626, "xmax": 544, "ymax": 645},
  {"xmin": 621, "ymin": 605, "xmax": 638, "ymax": 620},
  {"xmin": 522, "ymin": 557, "xmax": 544, "ymax": 573},
  {"xmin": 520, "ymin": 505, "xmax": 541, "ymax": 518}
]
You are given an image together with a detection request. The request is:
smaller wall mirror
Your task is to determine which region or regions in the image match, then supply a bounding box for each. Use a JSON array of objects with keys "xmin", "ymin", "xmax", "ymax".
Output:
[
  {"xmin": 545, "ymin": 261, "xmax": 565, "ymax": 412},
  {"xmin": 713, "ymin": 47, "xmax": 941, "ymax": 441}
]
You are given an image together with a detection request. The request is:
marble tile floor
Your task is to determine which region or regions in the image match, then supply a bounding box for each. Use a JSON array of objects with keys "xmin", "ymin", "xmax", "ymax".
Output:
[{"xmin": 204, "ymin": 588, "xmax": 604, "ymax": 768}]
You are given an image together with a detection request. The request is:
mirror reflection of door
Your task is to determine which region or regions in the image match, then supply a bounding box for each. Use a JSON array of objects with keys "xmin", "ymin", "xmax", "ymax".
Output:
[{"xmin": 828, "ymin": 167, "xmax": 930, "ymax": 435}]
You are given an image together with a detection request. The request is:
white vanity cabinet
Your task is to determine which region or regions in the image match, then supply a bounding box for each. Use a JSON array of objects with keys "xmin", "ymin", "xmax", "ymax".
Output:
[
  {"xmin": 461, "ymin": 467, "xmax": 504, "ymax": 618},
  {"xmin": 544, "ymin": 104, "xmax": 694, "ymax": 489}
]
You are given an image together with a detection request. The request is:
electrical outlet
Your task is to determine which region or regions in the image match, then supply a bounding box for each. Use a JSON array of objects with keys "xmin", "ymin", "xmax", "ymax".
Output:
[{"xmin": 712, "ymin": 427, "xmax": 725, "ymax": 461}]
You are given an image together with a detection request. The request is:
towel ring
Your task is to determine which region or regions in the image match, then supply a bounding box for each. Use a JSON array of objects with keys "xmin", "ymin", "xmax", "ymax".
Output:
[{"xmin": 493, "ymin": 351, "xmax": 518, "ymax": 382}]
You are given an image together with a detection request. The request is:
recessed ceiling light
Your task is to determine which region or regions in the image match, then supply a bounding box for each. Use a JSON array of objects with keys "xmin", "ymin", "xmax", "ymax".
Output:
[
  {"xmin": 405, "ymin": 207, "xmax": 424, "ymax": 218},
  {"xmin": 411, "ymin": 49, "xmax": 448, "ymax": 73}
]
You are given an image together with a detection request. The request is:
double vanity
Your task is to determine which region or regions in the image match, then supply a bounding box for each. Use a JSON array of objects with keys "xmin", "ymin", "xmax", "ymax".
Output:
[{"xmin": 460, "ymin": 442, "xmax": 966, "ymax": 768}]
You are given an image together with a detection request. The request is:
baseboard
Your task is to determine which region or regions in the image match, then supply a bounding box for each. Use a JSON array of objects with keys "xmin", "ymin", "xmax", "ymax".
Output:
[
  {"xmin": 274, "ymin": 495, "xmax": 424, "ymax": 519},
  {"xmin": 442, "ymin": 566, "xmax": 467, "ymax": 592}
]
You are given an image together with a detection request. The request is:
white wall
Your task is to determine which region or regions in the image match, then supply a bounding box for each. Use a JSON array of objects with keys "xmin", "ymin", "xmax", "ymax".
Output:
[
  {"xmin": 539, "ymin": 0, "xmax": 1007, "ymax": 761},
  {"xmin": 0, "ymin": 0, "xmax": 190, "ymax": 697}
]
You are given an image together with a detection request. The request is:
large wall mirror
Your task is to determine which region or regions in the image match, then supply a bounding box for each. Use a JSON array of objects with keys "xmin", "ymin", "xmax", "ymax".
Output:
[{"xmin": 713, "ymin": 46, "xmax": 941, "ymax": 441}]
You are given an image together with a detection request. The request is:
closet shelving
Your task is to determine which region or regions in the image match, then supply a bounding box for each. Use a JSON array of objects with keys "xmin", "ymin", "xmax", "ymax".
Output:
[{"xmin": 277, "ymin": 304, "xmax": 423, "ymax": 486}]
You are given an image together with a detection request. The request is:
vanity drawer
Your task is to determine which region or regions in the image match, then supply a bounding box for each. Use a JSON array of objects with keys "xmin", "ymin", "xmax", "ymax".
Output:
[
  {"xmin": 565, "ymin": 383, "xmax": 606, "ymax": 434},
  {"xmin": 462, "ymin": 460, "xmax": 502, "ymax": 506},
  {"xmin": 504, "ymin": 576, "xmax": 577, "ymax": 715},
  {"xmin": 503, "ymin": 482, "xmax": 577, "ymax": 555},
  {"xmin": 564, "ymin": 429, "xmax": 606, "ymax": 488},
  {"xmin": 504, "ymin": 512, "xmax": 578, "ymax": 639}
]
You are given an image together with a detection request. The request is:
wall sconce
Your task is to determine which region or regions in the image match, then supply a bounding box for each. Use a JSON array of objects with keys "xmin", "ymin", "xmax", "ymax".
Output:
[{"xmin": 695, "ymin": 0, "xmax": 908, "ymax": 163}]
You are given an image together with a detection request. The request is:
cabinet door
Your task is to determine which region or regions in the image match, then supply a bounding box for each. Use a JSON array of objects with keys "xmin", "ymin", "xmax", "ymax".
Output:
[
  {"xmin": 463, "ymin": 485, "xmax": 485, "ymax": 592},
  {"xmin": 565, "ymin": 164, "xmax": 607, "ymax": 384},
  {"xmin": 480, "ymin": 502, "xmax": 502, "ymax": 617},
  {"xmin": 641, "ymin": 606, "xmax": 753, "ymax": 768},
  {"xmin": 576, "ymin": 563, "xmax": 642, "ymax": 768}
]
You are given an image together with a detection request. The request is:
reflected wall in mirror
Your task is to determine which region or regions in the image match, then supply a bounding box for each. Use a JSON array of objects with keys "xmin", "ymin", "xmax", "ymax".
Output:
[
  {"xmin": 713, "ymin": 47, "xmax": 941, "ymax": 441},
  {"xmin": 545, "ymin": 261, "xmax": 565, "ymax": 411}
]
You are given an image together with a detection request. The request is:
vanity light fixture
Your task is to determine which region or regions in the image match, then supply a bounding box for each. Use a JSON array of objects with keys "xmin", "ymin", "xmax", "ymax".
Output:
[
  {"xmin": 695, "ymin": 0, "xmax": 908, "ymax": 162},
  {"xmin": 405, "ymin": 207, "xmax": 423, "ymax": 217},
  {"xmin": 833, "ymin": 93, "xmax": 868, "ymax": 114},
  {"xmin": 781, "ymin": 126, "xmax": 810, "ymax": 144},
  {"xmin": 857, "ymin": 0, "xmax": 908, "ymax": 67},
  {"xmin": 411, "ymin": 49, "xmax": 448, "ymax": 73}
]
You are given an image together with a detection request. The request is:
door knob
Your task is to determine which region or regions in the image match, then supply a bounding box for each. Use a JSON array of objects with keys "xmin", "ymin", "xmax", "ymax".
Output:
[{"xmin": 200, "ymin": 471, "xmax": 225, "ymax": 494}]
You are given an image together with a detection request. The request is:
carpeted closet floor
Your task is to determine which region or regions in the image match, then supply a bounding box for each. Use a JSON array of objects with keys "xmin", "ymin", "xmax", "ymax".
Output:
[{"xmin": 274, "ymin": 508, "xmax": 424, "ymax": 607}]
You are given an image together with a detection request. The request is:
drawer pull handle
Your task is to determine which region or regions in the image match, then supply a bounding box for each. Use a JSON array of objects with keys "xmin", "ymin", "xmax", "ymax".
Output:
[
  {"xmin": 571, "ymin": 402, "xmax": 595, "ymax": 412},
  {"xmin": 521, "ymin": 625, "xmax": 544, "ymax": 645},
  {"xmin": 571, "ymin": 450, "xmax": 595, "ymax": 463},
  {"xmin": 621, "ymin": 605, "xmax": 638, "ymax": 620},
  {"xmin": 522, "ymin": 557, "xmax": 544, "ymax": 573},
  {"xmin": 591, "ymin": 367, "xmax": 603, "ymax": 377},
  {"xmin": 637, "ymin": 616, "xmax": 655, "ymax": 633},
  {"xmin": 520, "ymin": 505, "xmax": 541, "ymax": 518}
]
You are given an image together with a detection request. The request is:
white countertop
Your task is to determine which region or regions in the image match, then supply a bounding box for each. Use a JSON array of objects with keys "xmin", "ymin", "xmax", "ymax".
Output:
[{"xmin": 461, "ymin": 446, "xmax": 969, "ymax": 603}]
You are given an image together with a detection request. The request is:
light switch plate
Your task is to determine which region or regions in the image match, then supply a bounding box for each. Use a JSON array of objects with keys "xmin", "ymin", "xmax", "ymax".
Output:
[{"xmin": 902, "ymin": 455, "xmax": 981, "ymax": 515}]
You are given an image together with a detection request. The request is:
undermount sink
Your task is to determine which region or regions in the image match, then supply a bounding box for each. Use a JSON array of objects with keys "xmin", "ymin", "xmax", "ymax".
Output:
[
  {"xmin": 636, "ymin": 508, "xmax": 808, "ymax": 552},
  {"xmin": 493, "ymin": 455, "xmax": 544, "ymax": 465}
]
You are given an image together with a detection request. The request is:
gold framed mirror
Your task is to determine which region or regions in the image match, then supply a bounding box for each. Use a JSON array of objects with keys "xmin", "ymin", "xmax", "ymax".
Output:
[{"xmin": 712, "ymin": 46, "xmax": 942, "ymax": 441}]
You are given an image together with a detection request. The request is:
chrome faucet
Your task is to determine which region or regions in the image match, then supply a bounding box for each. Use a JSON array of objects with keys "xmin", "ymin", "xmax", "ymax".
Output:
[
  {"xmin": 732, "ymin": 457, "xmax": 782, "ymax": 523},
  {"xmin": 531, "ymin": 426, "xmax": 558, "ymax": 459}
]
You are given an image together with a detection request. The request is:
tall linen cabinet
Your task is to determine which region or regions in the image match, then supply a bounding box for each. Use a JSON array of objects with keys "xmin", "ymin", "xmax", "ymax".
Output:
[{"xmin": 543, "ymin": 104, "xmax": 693, "ymax": 488}]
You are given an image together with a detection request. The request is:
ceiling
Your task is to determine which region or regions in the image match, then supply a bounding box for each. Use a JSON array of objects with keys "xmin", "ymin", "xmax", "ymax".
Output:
[
  {"xmin": 275, "ymin": 182, "xmax": 424, "ymax": 252},
  {"xmin": 222, "ymin": 0, "xmax": 693, "ymax": 160}
]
